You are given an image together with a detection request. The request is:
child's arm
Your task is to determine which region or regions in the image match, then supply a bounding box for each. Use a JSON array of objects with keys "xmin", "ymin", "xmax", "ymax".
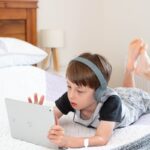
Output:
[{"xmin": 48, "ymin": 120, "xmax": 116, "ymax": 148}]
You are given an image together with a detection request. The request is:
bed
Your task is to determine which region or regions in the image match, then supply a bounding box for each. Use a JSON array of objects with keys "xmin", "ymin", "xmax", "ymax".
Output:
[{"xmin": 0, "ymin": 65, "xmax": 150, "ymax": 150}]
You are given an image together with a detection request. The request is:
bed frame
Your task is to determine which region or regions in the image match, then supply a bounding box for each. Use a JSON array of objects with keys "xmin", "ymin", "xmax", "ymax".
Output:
[{"xmin": 0, "ymin": 0, "xmax": 38, "ymax": 45}]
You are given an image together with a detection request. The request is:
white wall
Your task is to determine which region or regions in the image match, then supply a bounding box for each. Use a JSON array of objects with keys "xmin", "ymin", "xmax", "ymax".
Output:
[{"xmin": 37, "ymin": 0, "xmax": 150, "ymax": 87}]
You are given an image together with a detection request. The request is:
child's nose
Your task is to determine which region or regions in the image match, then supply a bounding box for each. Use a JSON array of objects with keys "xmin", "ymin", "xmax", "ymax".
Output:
[{"xmin": 69, "ymin": 90, "xmax": 75, "ymax": 99}]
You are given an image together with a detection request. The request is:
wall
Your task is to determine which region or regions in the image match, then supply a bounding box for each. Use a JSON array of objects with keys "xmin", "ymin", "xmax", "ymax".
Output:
[
  {"xmin": 103, "ymin": 0, "xmax": 150, "ymax": 87},
  {"xmin": 37, "ymin": 0, "xmax": 150, "ymax": 88}
]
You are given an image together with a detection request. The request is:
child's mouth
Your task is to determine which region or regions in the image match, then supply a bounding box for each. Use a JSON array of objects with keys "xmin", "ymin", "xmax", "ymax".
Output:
[{"xmin": 71, "ymin": 102, "xmax": 77, "ymax": 107}]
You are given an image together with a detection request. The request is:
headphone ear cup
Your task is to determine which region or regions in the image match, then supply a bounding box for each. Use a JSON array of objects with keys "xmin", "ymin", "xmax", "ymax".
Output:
[{"xmin": 95, "ymin": 87, "xmax": 105, "ymax": 102}]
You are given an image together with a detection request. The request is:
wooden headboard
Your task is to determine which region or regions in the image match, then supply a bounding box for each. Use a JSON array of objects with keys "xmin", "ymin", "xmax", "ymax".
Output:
[{"xmin": 0, "ymin": 0, "xmax": 38, "ymax": 45}]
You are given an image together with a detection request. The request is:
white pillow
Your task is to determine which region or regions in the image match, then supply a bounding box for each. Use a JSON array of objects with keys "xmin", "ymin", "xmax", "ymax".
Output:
[{"xmin": 0, "ymin": 37, "xmax": 47, "ymax": 67}]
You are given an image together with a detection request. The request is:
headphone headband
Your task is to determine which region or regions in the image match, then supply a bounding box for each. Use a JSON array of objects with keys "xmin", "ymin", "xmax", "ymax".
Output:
[{"xmin": 73, "ymin": 57, "xmax": 107, "ymax": 90}]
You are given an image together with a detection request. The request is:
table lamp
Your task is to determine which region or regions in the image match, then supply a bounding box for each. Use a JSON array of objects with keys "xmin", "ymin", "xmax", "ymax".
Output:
[{"xmin": 40, "ymin": 29, "xmax": 64, "ymax": 71}]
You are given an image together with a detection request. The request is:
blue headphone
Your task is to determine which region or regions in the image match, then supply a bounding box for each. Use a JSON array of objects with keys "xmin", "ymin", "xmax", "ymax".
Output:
[{"xmin": 73, "ymin": 57, "xmax": 107, "ymax": 102}]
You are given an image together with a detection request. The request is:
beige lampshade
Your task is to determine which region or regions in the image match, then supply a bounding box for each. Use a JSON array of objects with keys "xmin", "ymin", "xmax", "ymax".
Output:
[{"xmin": 40, "ymin": 29, "xmax": 64, "ymax": 48}]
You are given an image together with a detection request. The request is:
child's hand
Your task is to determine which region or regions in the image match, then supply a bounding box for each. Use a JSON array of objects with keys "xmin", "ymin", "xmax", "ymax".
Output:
[
  {"xmin": 28, "ymin": 93, "xmax": 45, "ymax": 105},
  {"xmin": 47, "ymin": 125, "xmax": 67, "ymax": 148}
]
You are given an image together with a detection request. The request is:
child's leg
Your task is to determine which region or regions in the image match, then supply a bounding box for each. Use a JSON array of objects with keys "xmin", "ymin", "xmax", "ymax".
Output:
[
  {"xmin": 122, "ymin": 69, "xmax": 136, "ymax": 87},
  {"xmin": 123, "ymin": 38, "xmax": 143, "ymax": 87}
]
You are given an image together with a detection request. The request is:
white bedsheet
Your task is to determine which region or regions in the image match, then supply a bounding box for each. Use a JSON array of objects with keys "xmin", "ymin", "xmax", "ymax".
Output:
[
  {"xmin": 0, "ymin": 66, "xmax": 150, "ymax": 150},
  {"xmin": 0, "ymin": 66, "xmax": 66, "ymax": 150}
]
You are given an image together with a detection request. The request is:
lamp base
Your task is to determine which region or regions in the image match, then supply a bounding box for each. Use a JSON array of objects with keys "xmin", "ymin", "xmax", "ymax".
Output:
[
  {"xmin": 51, "ymin": 48, "xmax": 59, "ymax": 72},
  {"xmin": 37, "ymin": 47, "xmax": 51, "ymax": 70},
  {"xmin": 37, "ymin": 47, "xmax": 60, "ymax": 72}
]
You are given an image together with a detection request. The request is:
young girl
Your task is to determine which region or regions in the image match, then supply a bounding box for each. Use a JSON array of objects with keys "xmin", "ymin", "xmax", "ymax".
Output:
[{"xmin": 28, "ymin": 38, "xmax": 150, "ymax": 148}]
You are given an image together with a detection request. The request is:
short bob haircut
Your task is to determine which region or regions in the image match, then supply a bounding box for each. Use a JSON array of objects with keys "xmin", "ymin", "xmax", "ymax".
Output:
[{"xmin": 66, "ymin": 52, "xmax": 112, "ymax": 90}]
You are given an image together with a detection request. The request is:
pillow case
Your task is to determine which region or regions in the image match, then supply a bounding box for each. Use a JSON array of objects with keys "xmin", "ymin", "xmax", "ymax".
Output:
[{"xmin": 0, "ymin": 37, "xmax": 47, "ymax": 67}]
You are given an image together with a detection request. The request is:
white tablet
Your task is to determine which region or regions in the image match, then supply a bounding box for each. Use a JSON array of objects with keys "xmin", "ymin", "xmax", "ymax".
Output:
[{"xmin": 5, "ymin": 98, "xmax": 57, "ymax": 149}]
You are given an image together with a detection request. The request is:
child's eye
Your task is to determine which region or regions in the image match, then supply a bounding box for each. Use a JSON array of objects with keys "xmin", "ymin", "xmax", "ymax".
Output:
[
  {"xmin": 77, "ymin": 90, "xmax": 84, "ymax": 93},
  {"xmin": 67, "ymin": 85, "xmax": 71, "ymax": 89}
]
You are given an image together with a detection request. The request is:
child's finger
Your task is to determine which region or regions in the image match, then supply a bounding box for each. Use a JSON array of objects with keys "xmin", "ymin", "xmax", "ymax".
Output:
[
  {"xmin": 34, "ymin": 93, "xmax": 38, "ymax": 104},
  {"xmin": 28, "ymin": 97, "xmax": 32, "ymax": 103},
  {"xmin": 54, "ymin": 114, "xmax": 59, "ymax": 125},
  {"xmin": 50, "ymin": 129, "xmax": 64, "ymax": 135},
  {"xmin": 39, "ymin": 95, "xmax": 44, "ymax": 105},
  {"xmin": 50, "ymin": 125, "xmax": 60, "ymax": 130},
  {"xmin": 49, "ymin": 128, "xmax": 65, "ymax": 136},
  {"xmin": 49, "ymin": 125, "xmax": 63, "ymax": 132},
  {"xmin": 47, "ymin": 134, "xmax": 57, "ymax": 140}
]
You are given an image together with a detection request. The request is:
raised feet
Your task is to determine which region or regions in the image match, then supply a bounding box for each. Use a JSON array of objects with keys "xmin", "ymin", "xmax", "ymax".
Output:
[
  {"xmin": 126, "ymin": 38, "xmax": 144, "ymax": 72},
  {"xmin": 127, "ymin": 38, "xmax": 150, "ymax": 80},
  {"xmin": 135, "ymin": 49, "xmax": 150, "ymax": 80}
]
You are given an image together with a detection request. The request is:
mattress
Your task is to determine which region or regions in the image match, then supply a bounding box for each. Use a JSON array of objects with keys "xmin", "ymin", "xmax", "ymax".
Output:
[{"xmin": 0, "ymin": 66, "xmax": 150, "ymax": 150}]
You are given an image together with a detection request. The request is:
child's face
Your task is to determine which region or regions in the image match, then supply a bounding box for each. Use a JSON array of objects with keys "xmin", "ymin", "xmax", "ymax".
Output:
[{"xmin": 67, "ymin": 79, "xmax": 96, "ymax": 110}]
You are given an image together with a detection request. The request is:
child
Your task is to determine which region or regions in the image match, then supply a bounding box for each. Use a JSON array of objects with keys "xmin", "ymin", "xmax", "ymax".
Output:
[{"xmin": 28, "ymin": 38, "xmax": 150, "ymax": 148}]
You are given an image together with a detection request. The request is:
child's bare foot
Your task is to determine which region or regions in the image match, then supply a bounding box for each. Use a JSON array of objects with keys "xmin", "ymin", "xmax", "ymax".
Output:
[
  {"xmin": 135, "ymin": 44, "xmax": 150, "ymax": 79},
  {"xmin": 126, "ymin": 38, "xmax": 143, "ymax": 72}
]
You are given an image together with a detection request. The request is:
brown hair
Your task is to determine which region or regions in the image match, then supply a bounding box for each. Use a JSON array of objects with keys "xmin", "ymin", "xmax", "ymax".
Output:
[{"xmin": 66, "ymin": 52, "xmax": 112, "ymax": 90}]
